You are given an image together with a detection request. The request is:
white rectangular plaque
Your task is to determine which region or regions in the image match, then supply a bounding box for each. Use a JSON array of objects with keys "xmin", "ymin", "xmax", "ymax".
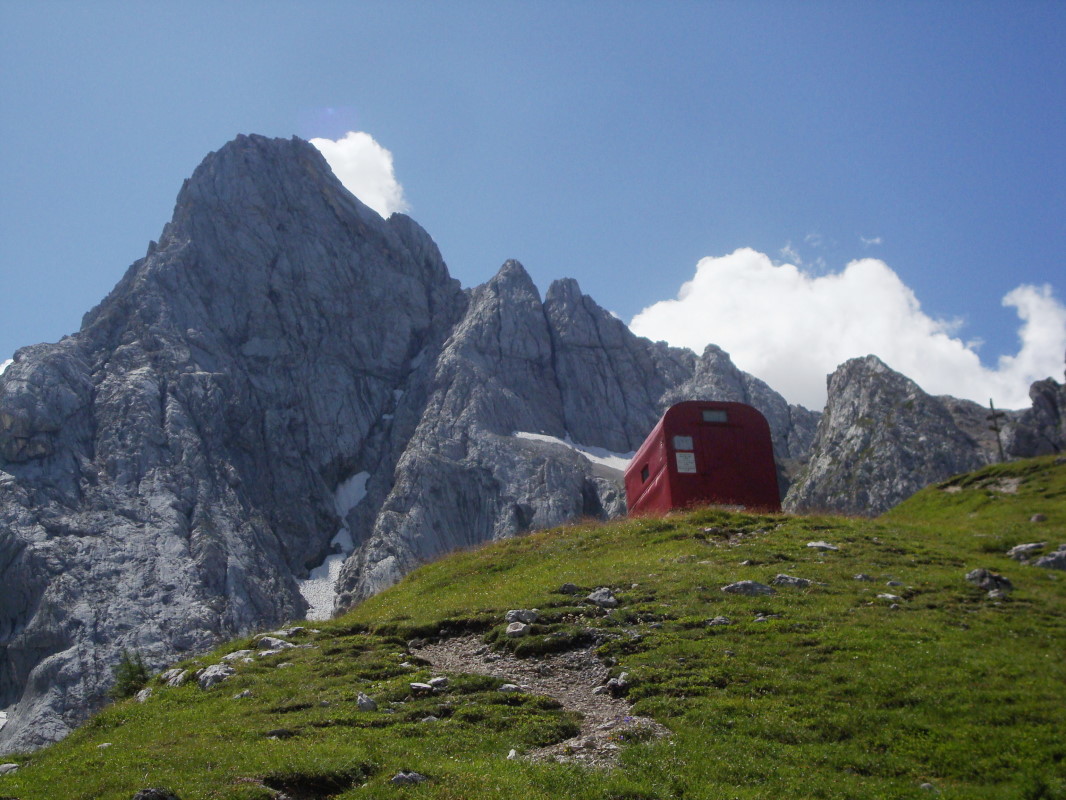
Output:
[{"xmin": 675, "ymin": 451, "xmax": 697, "ymax": 473}]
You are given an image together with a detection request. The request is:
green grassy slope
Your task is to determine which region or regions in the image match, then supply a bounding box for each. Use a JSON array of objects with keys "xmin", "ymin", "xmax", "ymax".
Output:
[{"xmin": 2, "ymin": 456, "xmax": 1064, "ymax": 800}]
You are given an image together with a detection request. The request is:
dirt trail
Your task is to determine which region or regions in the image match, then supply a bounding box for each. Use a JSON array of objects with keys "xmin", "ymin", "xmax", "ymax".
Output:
[{"xmin": 412, "ymin": 635, "xmax": 668, "ymax": 767}]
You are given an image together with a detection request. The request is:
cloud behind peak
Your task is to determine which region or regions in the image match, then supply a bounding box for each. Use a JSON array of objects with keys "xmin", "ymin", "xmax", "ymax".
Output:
[
  {"xmin": 629, "ymin": 248, "xmax": 1066, "ymax": 410},
  {"xmin": 310, "ymin": 131, "xmax": 409, "ymax": 219}
]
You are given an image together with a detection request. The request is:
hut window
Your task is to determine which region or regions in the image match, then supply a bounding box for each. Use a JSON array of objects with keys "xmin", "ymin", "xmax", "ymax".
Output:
[
  {"xmin": 702, "ymin": 409, "xmax": 728, "ymax": 423},
  {"xmin": 672, "ymin": 435, "xmax": 694, "ymax": 451},
  {"xmin": 641, "ymin": 465, "xmax": 650, "ymax": 482}
]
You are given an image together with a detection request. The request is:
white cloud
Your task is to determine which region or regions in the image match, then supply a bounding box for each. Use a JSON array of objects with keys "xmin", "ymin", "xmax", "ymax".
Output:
[
  {"xmin": 0, "ymin": 359, "xmax": 11, "ymax": 375},
  {"xmin": 310, "ymin": 131, "xmax": 410, "ymax": 218},
  {"xmin": 629, "ymin": 248, "xmax": 1066, "ymax": 411},
  {"xmin": 779, "ymin": 242, "xmax": 803, "ymax": 266},
  {"xmin": 860, "ymin": 235, "xmax": 883, "ymax": 246}
]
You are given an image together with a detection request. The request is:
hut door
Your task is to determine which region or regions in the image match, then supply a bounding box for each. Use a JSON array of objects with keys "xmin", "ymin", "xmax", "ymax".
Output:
[{"xmin": 697, "ymin": 422, "xmax": 741, "ymax": 501}]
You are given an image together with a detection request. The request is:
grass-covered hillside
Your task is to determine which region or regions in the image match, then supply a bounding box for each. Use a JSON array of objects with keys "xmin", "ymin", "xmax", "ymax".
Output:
[{"xmin": 2, "ymin": 456, "xmax": 1064, "ymax": 800}]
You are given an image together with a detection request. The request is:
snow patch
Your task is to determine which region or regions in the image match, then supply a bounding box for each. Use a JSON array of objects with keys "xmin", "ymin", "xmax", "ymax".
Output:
[
  {"xmin": 512, "ymin": 432, "xmax": 634, "ymax": 472},
  {"xmin": 0, "ymin": 709, "xmax": 8, "ymax": 732},
  {"xmin": 334, "ymin": 471, "xmax": 369, "ymax": 518},
  {"xmin": 299, "ymin": 471, "xmax": 370, "ymax": 621},
  {"xmin": 0, "ymin": 359, "xmax": 11, "ymax": 375}
]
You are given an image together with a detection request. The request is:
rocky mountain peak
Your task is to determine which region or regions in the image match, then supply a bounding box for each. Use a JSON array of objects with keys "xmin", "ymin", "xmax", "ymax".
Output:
[
  {"xmin": 489, "ymin": 258, "xmax": 537, "ymax": 290},
  {"xmin": 784, "ymin": 355, "xmax": 986, "ymax": 514},
  {"xmin": 544, "ymin": 276, "xmax": 584, "ymax": 306}
]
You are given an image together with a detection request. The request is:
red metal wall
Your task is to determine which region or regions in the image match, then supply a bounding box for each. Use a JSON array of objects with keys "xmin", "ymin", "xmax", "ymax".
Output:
[{"xmin": 624, "ymin": 401, "xmax": 781, "ymax": 515}]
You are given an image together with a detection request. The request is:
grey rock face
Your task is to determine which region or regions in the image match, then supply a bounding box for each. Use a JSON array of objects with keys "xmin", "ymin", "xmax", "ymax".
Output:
[
  {"xmin": 664, "ymin": 344, "xmax": 819, "ymax": 462},
  {"xmin": 544, "ymin": 278, "xmax": 691, "ymax": 454},
  {"xmin": 0, "ymin": 135, "xmax": 462, "ymax": 754},
  {"xmin": 1006, "ymin": 373, "xmax": 1066, "ymax": 457},
  {"xmin": 784, "ymin": 356, "xmax": 988, "ymax": 515}
]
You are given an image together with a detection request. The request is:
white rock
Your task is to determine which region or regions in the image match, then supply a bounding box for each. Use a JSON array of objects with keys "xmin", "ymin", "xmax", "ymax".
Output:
[
  {"xmin": 586, "ymin": 587, "xmax": 618, "ymax": 608},
  {"xmin": 197, "ymin": 664, "xmax": 236, "ymax": 690},
  {"xmin": 506, "ymin": 621, "xmax": 531, "ymax": 638},
  {"xmin": 257, "ymin": 637, "xmax": 295, "ymax": 650},
  {"xmin": 161, "ymin": 668, "xmax": 189, "ymax": 688},
  {"xmin": 807, "ymin": 541, "xmax": 839, "ymax": 551},
  {"xmin": 1006, "ymin": 542, "xmax": 1046, "ymax": 560}
]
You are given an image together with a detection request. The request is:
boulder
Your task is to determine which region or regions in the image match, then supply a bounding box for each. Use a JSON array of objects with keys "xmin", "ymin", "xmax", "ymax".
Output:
[
  {"xmin": 1006, "ymin": 542, "xmax": 1046, "ymax": 561},
  {"xmin": 721, "ymin": 580, "xmax": 775, "ymax": 596},
  {"xmin": 965, "ymin": 568, "xmax": 1014, "ymax": 593},
  {"xmin": 1033, "ymin": 546, "xmax": 1066, "ymax": 571},
  {"xmin": 356, "ymin": 692, "xmax": 377, "ymax": 711},
  {"xmin": 160, "ymin": 669, "xmax": 188, "ymax": 688},
  {"xmin": 586, "ymin": 587, "xmax": 619, "ymax": 608},
  {"xmin": 256, "ymin": 637, "xmax": 294, "ymax": 651},
  {"xmin": 807, "ymin": 541, "xmax": 839, "ymax": 551},
  {"xmin": 771, "ymin": 574, "xmax": 812, "ymax": 589},
  {"xmin": 196, "ymin": 664, "xmax": 235, "ymax": 690},
  {"xmin": 506, "ymin": 622, "xmax": 531, "ymax": 638},
  {"xmin": 505, "ymin": 609, "xmax": 539, "ymax": 624}
]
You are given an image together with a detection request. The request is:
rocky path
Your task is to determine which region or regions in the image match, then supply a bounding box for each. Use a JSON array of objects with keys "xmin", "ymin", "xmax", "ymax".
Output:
[{"xmin": 412, "ymin": 635, "xmax": 668, "ymax": 767}]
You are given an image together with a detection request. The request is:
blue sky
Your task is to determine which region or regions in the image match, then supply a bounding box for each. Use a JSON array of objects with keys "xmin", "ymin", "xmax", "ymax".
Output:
[{"xmin": 2, "ymin": 2, "xmax": 1063, "ymax": 409}]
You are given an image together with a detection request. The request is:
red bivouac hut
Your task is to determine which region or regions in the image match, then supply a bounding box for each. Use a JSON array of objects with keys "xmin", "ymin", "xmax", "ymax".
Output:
[{"xmin": 624, "ymin": 401, "xmax": 781, "ymax": 515}]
